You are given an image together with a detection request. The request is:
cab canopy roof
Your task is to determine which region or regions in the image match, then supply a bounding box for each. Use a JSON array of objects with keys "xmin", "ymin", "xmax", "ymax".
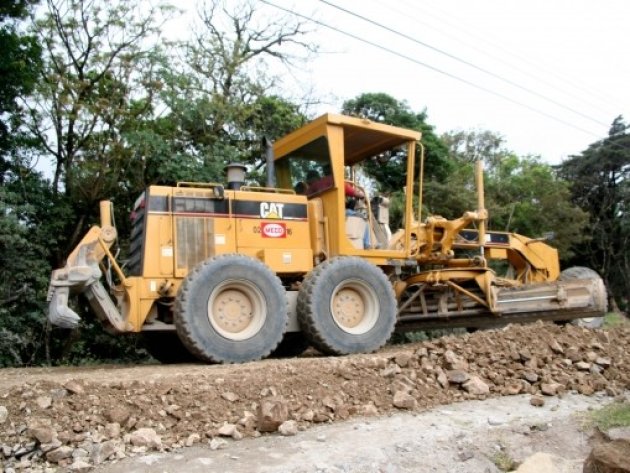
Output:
[{"xmin": 273, "ymin": 113, "xmax": 422, "ymax": 166}]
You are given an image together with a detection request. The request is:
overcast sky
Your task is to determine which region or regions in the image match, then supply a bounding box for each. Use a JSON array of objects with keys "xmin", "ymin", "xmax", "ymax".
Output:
[{"xmin": 174, "ymin": 0, "xmax": 630, "ymax": 164}]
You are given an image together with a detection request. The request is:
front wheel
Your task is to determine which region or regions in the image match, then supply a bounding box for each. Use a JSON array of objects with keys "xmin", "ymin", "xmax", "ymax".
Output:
[
  {"xmin": 174, "ymin": 254, "xmax": 288, "ymax": 363},
  {"xmin": 297, "ymin": 257, "xmax": 396, "ymax": 355}
]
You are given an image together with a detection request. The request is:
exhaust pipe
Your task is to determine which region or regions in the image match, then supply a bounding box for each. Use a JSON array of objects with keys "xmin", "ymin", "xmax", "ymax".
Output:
[{"xmin": 263, "ymin": 137, "xmax": 276, "ymax": 188}]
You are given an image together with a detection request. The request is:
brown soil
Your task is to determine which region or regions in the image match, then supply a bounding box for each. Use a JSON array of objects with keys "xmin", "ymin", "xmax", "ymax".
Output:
[{"xmin": 1, "ymin": 321, "xmax": 629, "ymax": 471}]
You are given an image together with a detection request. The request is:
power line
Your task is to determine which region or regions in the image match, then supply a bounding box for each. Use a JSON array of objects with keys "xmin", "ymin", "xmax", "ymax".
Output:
[
  {"xmin": 369, "ymin": 0, "xmax": 616, "ymax": 120},
  {"xmin": 320, "ymin": 0, "xmax": 611, "ymax": 130},
  {"xmin": 398, "ymin": 0, "xmax": 625, "ymax": 112},
  {"xmin": 260, "ymin": 0, "xmax": 603, "ymax": 139}
]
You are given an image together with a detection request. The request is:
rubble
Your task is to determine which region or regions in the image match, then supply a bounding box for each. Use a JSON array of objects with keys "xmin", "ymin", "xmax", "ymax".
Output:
[
  {"xmin": 278, "ymin": 420, "xmax": 299, "ymax": 436},
  {"xmin": 584, "ymin": 438, "xmax": 630, "ymax": 472},
  {"xmin": 0, "ymin": 322, "xmax": 628, "ymax": 471},
  {"xmin": 128, "ymin": 428, "xmax": 161, "ymax": 450}
]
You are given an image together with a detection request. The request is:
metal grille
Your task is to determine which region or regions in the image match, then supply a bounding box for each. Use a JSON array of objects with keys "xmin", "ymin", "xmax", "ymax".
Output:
[{"xmin": 175, "ymin": 217, "xmax": 215, "ymax": 270}]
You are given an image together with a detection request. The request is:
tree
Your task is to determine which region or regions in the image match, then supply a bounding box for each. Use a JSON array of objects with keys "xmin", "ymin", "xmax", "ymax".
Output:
[
  {"xmin": 0, "ymin": 1, "xmax": 51, "ymax": 366},
  {"xmin": 559, "ymin": 116, "xmax": 630, "ymax": 311},
  {"xmin": 438, "ymin": 130, "xmax": 588, "ymax": 259},
  {"xmin": 27, "ymin": 0, "xmax": 170, "ymax": 197},
  {"xmin": 148, "ymin": 0, "xmax": 313, "ymax": 185},
  {"xmin": 342, "ymin": 92, "xmax": 451, "ymax": 193},
  {"xmin": 0, "ymin": 0, "xmax": 41, "ymax": 176},
  {"xmin": 22, "ymin": 0, "xmax": 173, "ymax": 264}
]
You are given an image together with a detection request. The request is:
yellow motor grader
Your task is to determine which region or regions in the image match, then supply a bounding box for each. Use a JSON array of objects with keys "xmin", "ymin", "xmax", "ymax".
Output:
[{"xmin": 47, "ymin": 114, "xmax": 607, "ymax": 363}]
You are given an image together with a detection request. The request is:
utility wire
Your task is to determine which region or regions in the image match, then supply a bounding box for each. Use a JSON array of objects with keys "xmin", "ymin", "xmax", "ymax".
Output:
[
  {"xmin": 261, "ymin": 0, "xmax": 603, "ymax": 139},
  {"xmin": 398, "ymin": 0, "xmax": 625, "ymax": 111},
  {"xmin": 371, "ymin": 0, "xmax": 616, "ymax": 120},
  {"xmin": 320, "ymin": 0, "xmax": 610, "ymax": 130}
]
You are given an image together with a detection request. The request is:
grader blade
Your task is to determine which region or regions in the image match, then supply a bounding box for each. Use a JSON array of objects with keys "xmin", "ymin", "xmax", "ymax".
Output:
[
  {"xmin": 396, "ymin": 274, "xmax": 606, "ymax": 332},
  {"xmin": 495, "ymin": 276, "xmax": 607, "ymax": 317}
]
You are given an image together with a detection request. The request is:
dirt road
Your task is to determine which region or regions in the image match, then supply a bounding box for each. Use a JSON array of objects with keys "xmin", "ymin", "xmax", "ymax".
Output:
[
  {"xmin": 94, "ymin": 392, "xmax": 610, "ymax": 473},
  {"xmin": 1, "ymin": 321, "xmax": 629, "ymax": 472}
]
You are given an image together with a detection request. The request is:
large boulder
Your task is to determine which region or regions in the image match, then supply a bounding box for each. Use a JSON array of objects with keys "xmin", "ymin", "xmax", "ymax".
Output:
[{"xmin": 583, "ymin": 438, "xmax": 630, "ymax": 473}]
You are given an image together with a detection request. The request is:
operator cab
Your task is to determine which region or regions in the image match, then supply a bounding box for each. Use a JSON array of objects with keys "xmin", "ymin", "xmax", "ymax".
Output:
[{"xmin": 273, "ymin": 114, "xmax": 421, "ymax": 263}]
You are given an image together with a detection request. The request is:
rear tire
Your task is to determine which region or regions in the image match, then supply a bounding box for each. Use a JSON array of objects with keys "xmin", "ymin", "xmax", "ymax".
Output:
[
  {"xmin": 174, "ymin": 254, "xmax": 288, "ymax": 363},
  {"xmin": 559, "ymin": 266, "xmax": 607, "ymax": 329},
  {"xmin": 297, "ymin": 257, "xmax": 396, "ymax": 355}
]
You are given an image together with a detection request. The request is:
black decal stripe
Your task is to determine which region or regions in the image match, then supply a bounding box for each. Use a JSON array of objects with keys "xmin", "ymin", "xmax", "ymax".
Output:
[
  {"xmin": 171, "ymin": 212, "xmax": 230, "ymax": 218},
  {"xmin": 233, "ymin": 200, "xmax": 308, "ymax": 219},
  {"xmin": 172, "ymin": 197, "xmax": 229, "ymax": 214},
  {"xmin": 232, "ymin": 214, "xmax": 307, "ymax": 221},
  {"xmin": 148, "ymin": 195, "xmax": 169, "ymax": 212},
  {"xmin": 279, "ymin": 203, "xmax": 308, "ymax": 219},
  {"xmin": 232, "ymin": 201, "xmax": 260, "ymax": 217},
  {"xmin": 148, "ymin": 197, "xmax": 308, "ymax": 220}
]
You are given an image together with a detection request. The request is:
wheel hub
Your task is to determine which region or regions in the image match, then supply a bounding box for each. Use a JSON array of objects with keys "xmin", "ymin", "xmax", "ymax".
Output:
[
  {"xmin": 212, "ymin": 289, "xmax": 253, "ymax": 334},
  {"xmin": 332, "ymin": 288, "xmax": 365, "ymax": 329},
  {"xmin": 329, "ymin": 280, "xmax": 379, "ymax": 335}
]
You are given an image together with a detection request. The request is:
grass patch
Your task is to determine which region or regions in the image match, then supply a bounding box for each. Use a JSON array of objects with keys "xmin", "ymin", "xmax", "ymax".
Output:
[
  {"xmin": 491, "ymin": 451, "xmax": 519, "ymax": 472},
  {"xmin": 604, "ymin": 312, "xmax": 630, "ymax": 328},
  {"xmin": 585, "ymin": 402, "xmax": 630, "ymax": 431}
]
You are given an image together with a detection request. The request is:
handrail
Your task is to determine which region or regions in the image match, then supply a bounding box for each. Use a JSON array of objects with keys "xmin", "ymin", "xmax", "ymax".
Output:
[
  {"xmin": 240, "ymin": 186, "xmax": 295, "ymax": 194},
  {"xmin": 176, "ymin": 181, "xmax": 223, "ymax": 188}
]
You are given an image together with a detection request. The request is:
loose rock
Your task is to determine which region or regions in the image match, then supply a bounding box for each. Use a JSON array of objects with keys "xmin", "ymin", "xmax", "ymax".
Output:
[
  {"xmin": 278, "ymin": 420, "xmax": 298, "ymax": 436},
  {"xmin": 541, "ymin": 382, "xmax": 563, "ymax": 396},
  {"xmin": 35, "ymin": 396, "xmax": 52, "ymax": 410},
  {"xmin": 221, "ymin": 391, "xmax": 239, "ymax": 402},
  {"xmin": 64, "ymin": 380, "xmax": 84, "ymax": 395},
  {"xmin": 257, "ymin": 398, "xmax": 288, "ymax": 432},
  {"xmin": 129, "ymin": 428, "xmax": 161, "ymax": 450},
  {"xmin": 209, "ymin": 438, "xmax": 228, "ymax": 450},
  {"xmin": 91, "ymin": 440, "xmax": 117, "ymax": 465},
  {"xmin": 392, "ymin": 391, "xmax": 417, "ymax": 410},
  {"xmin": 462, "ymin": 376, "xmax": 490, "ymax": 396},
  {"xmin": 46, "ymin": 446, "xmax": 74, "ymax": 463},
  {"xmin": 447, "ymin": 370, "xmax": 470, "ymax": 385},
  {"xmin": 69, "ymin": 459, "xmax": 92, "ymax": 472},
  {"xmin": 104, "ymin": 406, "xmax": 130, "ymax": 424},
  {"xmin": 29, "ymin": 426, "xmax": 57, "ymax": 444}
]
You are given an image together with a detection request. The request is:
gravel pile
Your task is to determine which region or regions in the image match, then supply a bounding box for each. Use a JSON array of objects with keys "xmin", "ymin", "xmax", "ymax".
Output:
[{"xmin": 1, "ymin": 321, "xmax": 628, "ymax": 472}]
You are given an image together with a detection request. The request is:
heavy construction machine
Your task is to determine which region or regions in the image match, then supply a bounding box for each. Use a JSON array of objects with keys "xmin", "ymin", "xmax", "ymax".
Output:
[{"xmin": 47, "ymin": 114, "xmax": 607, "ymax": 363}]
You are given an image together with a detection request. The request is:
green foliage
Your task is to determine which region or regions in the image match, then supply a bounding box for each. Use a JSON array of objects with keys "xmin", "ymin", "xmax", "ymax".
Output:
[
  {"xmin": 559, "ymin": 116, "xmax": 630, "ymax": 310},
  {"xmin": 0, "ymin": 168, "xmax": 52, "ymax": 366},
  {"xmin": 0, "ymin": 0, "xmax": 41, "ymax": 167},
  {"xmin": 29, "ymin": 0, "xmax": 172, "ymax": 200},
  {"xmin": 586, "ymin": 401, "xmax": 630, "ymax": 431},
  {"xmin": 342, "ymin": 93, "xmax": 451, "ymax": 192},
  {"xmin": 491, "ymin": 451, "xmax": 519, "ymax": 472},
  {"xmin": 0, "ymin": 0, "xmax": 312, "ymax": 367},
  {"xmin": 603, "ymin": 312, "xmax": 629, "ymax": 328},
  {"xmin": 437, "ymin": 130, "xmax": 588, "ymax": 259},
  {"xmin": 153, "ymin": 0, "xmax": 311, "ymax": 182}
]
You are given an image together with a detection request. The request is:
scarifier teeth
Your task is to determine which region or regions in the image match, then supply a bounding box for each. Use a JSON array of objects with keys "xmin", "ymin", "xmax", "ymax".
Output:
[{"xmin": 48, "ymin": 310, "xmax": 81, "ymax": 329}]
